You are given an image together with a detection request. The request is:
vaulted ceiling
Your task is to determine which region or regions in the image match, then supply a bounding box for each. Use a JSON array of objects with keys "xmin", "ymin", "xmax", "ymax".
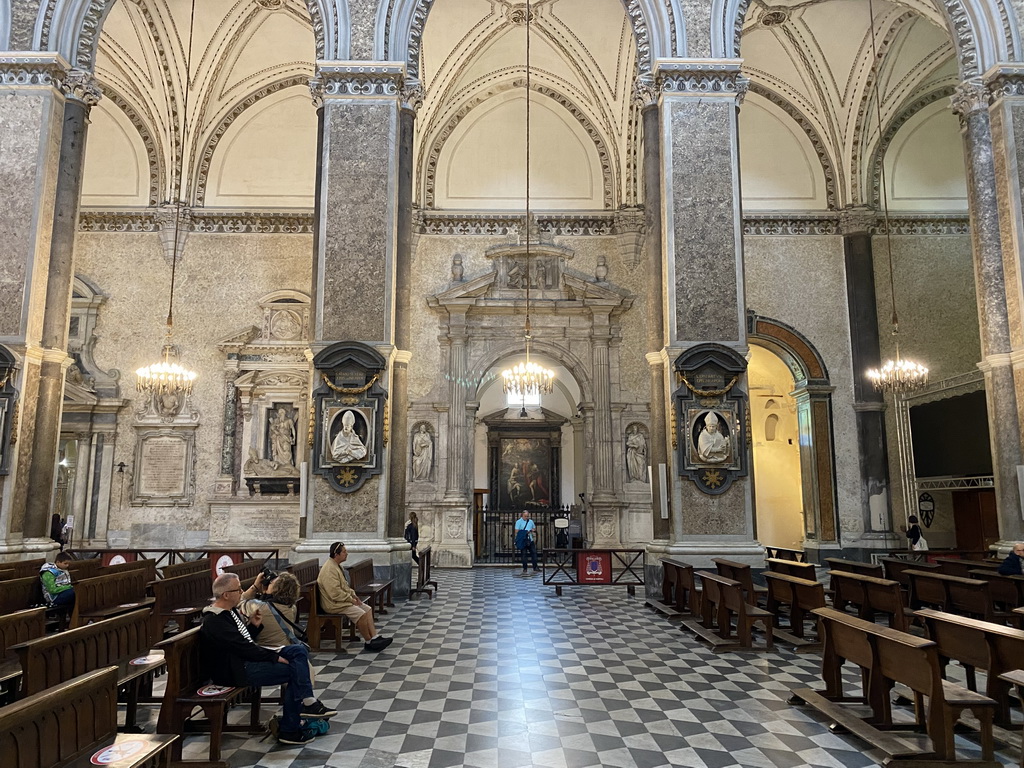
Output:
[{"xmin": 79, "ymin": 0, "xmax": 967, "ymax": 213}]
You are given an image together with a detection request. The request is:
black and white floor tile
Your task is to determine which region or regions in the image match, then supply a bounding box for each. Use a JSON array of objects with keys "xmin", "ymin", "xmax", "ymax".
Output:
[{"xmin": 165, "ymin": 569, "xmax": 1018, "ymax": 768}]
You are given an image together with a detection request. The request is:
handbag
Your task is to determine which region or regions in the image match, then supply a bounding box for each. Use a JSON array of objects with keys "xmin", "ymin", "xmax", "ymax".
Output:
[
  {"xmin": 268, "ymin": 601, "xmax": 309, "ymax": 647},
  {"xmin": 913, "ymin": 535, "xmax": 929, "ymax": 552}
]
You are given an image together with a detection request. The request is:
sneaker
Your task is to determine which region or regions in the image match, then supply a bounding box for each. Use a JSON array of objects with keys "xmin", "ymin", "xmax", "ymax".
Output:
[
  {"xmin": 278, "ymin": 728, "xmax": 315, "ymax": 746},
  {"xmin": 300, "ymin": 700, "xmax": 337, "ymax": 719},
  {"xmin": 363, "ymin": 636, "xmax": 394, "ymax": 652}
]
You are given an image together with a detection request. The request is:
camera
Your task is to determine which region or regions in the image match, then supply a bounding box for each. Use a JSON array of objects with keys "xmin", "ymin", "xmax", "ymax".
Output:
[{"xmin": 261, "ymin": 568, "xmax": 277, "ymax": 585}]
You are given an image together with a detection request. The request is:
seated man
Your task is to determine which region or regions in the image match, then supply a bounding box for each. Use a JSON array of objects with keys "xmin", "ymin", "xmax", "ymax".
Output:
[
  {"xmin": 199, "ymin": 572, "xmax": 336, "ymax": 746},
  {"xmin": 317, "ymin": 542, "xmax": 393, "ymax": 652},
  {"xmin": 39, "ymin": 551, "xmax": 75, "ymax": 608},
  {"xmin": 998, "ymin": 541, "xmax": 1024, "ymax": 575}
]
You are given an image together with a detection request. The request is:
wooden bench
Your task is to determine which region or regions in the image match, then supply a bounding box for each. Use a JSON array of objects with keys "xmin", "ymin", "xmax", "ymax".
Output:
[
  {"xmin": 11, "ymin": 608, "xmax": 165, "ymax": 732},
  {"xmin": 222, "ymin": 558, "xmax": 267, "ymax": 584},
  {"xmin": 346, "ymin": 558, "xmax": 394, "ymax": 616},
  {"xmin": 70, "ymin": 570, "xmax": 155, "ymax": 630},
  {"xmin": 151, "ymin": 571, "xmax": 212, "ymax": 640},
  {"xmin": 906, "ymin": 569, "xmax": 1011, "ymax": 623},
  {"xmin": 916, "ymin": 608, "xmax": 1024, "ymax": 727},
  {"xmin": 410, "ymin": 545, "xmax": 438, "ymax": 599},
  {"xmin": 712, "ymin": 558, "xmax": 767, "ymax": 607},
  {"xmin": 764, "ymin": 546, "xmax": 806, "ymax": 562},
  {"xmin": 794, "ymin": 607, "xmax": 999, "ymax": 764},
  {"xmin": 0, "ymin": 575, "xmax": 44, "ymax": 614},
  {"xmin": 880, "ymin": 557, "xmax": 938, "ymax": 598},
  {"xmin": 647, "ymin": 557, "xmax": 699, "ymax": 618},
  {"xmin": 0, "ymin": 558, "xmax": 47, "ymax": 579},
  {"xmin": 933, "ymin": 557, "xmax": 999, "ymax": 579},
  {"xmin": 998, "ymin": 669, "xmax": 1024, "ymax": 768},
  {"xmin": 307, "ymin": 584, "xmax": 355, "ymax": 651},
  {"xmin": 65, "ymin": 557, "xmax": 103, "ymax": 580},
  {"xmin": 101, "ymin": 558, "xmax": 158, "ymax": 584},
  {"xmin": 160, "ymin": 558, "xmax": 210, "ymax": 580},
  {"xmin": 829, "ymin": 571, "xmax": 913, "ymax": 631},
  {"xmin": 686, "ymin": 571, "xmax": 772, "ymax": 651},
  {"xmin": 154, "ymin": 627, "xmax": 262, "ymax": 766},
  {"xmin": 825, "ymin": 557, "xmax": 883, "ymax": 578},
  {"xmin": 967, "ymin": 569, "xmax": 1024, "ymax": 613},
  {"xmin": 763, "ymin": 572, "xmax": 825, "ymax": 650},
  {"xmin": 0, "ymin": 667, "xmax": 177, "ymax": 768},
  {"xmin": 766, "ymin": 557, "xmax": 817, "ymax": 581},
  {"xmin": 285, "ymin": 558, "xmax": 320, "ymax": 622},
  {"xmin": 0, "ymin": 607, "xmax": 45, "ymax": 702}
]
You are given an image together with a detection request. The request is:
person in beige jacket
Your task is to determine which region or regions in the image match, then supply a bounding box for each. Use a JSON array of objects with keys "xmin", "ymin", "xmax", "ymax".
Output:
[{"xmin": 317, "ymin": 542, "xmax": 393, "ymax": 652}]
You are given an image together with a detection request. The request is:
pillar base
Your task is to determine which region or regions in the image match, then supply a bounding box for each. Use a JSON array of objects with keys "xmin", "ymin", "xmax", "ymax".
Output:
[{"xmin": 0, "ymin": 537, "xmax": 60, "ymax": 560}]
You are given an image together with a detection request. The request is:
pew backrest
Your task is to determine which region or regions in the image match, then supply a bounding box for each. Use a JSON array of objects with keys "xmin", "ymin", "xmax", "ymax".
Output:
[
  {"xmin": 0, "ymin": 576, "xmax": 44, "ymax": 614},
  {"xmin": 286, "ymin": 558, "xmax": 319, "ymax": 588},
  {"xmin": 879, "ymin": 557, "xmax": 938, "ymax": 589},
  {"xmin": 222, "ymin": 558, "xmax": 266, "ymax": 583},
  {"xmin": 824, "ymin": 558, "xmax": 883, "ymax": 578},
  {"xmin": 712, "ymin": 558, "xmax": 762, "ymax": 605},
  {"xmin": 100, "ymin": 558, "xmax": 157, "ymax": 583},
  {"xmin": 0, "ymin": 607, "xmax": 46, "ymax": 658},
  {"xmin": 345, "ymin": 558, "xmax": 374, "ymax": 590},
  {"xmin": 160, "ymin": 558, "xmax": 210, "ymax": 580},
  {"xmin": 65, "ymin": 558, "xmax": 103, "ymax": 580},
  {"xmin": 70, "ymin": 570, "xmax": 152, "ymax": 629},
  {"xmin": 0, "ymin": 559, "xmax": 47, "ymax": 580},
  {"xmin": 766, "ymin": 558, "xmax": 816, "ymax": 580}
]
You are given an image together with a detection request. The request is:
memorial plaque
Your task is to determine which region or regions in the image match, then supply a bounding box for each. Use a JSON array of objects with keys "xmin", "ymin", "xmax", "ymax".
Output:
[
  {"xmin": 209, "ymin": 504, "xmax": 300, "ymax": 544},
  {"xmin": 138, "ymin": 435, "xmax": 188, "ymax": 498}
]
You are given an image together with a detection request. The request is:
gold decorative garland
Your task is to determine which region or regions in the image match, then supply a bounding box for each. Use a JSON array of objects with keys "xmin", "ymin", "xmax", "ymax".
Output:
[
  {"xmin": 320, "ymin": 372, "xmax": 379, "ymax": 394},
  {"xmin": 678, "ymin": 373, "xmax": 738, "ymax": 398}
]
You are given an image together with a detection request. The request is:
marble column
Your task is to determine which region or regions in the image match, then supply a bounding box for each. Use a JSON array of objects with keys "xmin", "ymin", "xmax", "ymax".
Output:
[
  {"xmin": 656, "ymin": 60, "xmax": 758, "ymax": 562},
  {"xmin": 840, "ymin": 207, "xmax": 893, "ymax": 537},
  {"xmin": 640, "ymin": 92, "xmax": 671, "ymax": 541},
  {"xmin": 437, "ymin": 308, "xmax": 472, "ymax": 566},
  {"xmin": 0, "ymin": 55, "xmax": 78, "ymax": 554},
  {"xmin": 952, "ymin": 78, "xmax": 1024, "ymax": 542},
  {"xmin": 589, "ymin": 308, "xmax": 621, "ymax": 546}
]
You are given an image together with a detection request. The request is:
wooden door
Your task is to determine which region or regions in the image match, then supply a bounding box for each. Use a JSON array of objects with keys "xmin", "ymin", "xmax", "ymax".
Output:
[{"xmin": 952, "ymin": 489, "xmax": 999, "ymax": 551}]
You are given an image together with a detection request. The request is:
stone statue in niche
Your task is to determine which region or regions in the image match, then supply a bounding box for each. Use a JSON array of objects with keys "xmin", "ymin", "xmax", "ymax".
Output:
[
  {"xmin": 411, "ymin": 423, "xmax": 434, "ymax": 481},
  {"xmin": 244, "ymin": 448, "xmax": 289, "ymax": 477},
  {"xmin": 697, "ymin": 411, "xmax": 730, "ymax": 464},
  {"xmin": 507, "ymin": 260, "xmax": 525, "ymax": 288},
  {"xmin": 532, "ymin": 259, "xmax": 548, "ymax": 289},
  {"xmin": 331, "ymin": 409, "xmax": 368, "ymax": 463},
  {"xmin": 268, "ymin": 407, "xmax": 297, "ymax": 468},
  {"xmin": 625, "ymin": 424, "xmax": 648, "ymax": 483}
]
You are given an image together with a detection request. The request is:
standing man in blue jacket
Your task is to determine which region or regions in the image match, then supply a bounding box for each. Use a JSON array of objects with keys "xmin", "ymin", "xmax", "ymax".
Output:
[{"xmin": 515, "ymin": 510, "xmax": 539, "ymax": 574}]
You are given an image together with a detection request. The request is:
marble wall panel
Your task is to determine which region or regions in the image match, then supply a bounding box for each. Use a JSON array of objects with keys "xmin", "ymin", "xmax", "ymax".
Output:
[
  {"xmin": 9, "ymin": 359, "xmax": 40, "ymax": 534},
  {"xmin": 744, "ymin": 235, "xmax": 863, "ymax": 536},
  {"xmin": 312, "ymin": 475, "xmax": 379, "ymax": 532},
  {"xmin": 872, "ymin": 235, "xmax": 979, "ymax": 380},
  {"xmin": 679, "ymin": 478, "xmax": 747, "ymax": 536},
  {"xmin": 347, "ymin": 0, "xmax": 376, "ymax": 60},
  {"xmin": 0, "ymin": 90, "xmax": 59, "ymax": 339},
  {"xmin": 678, "ymin": 0, "xmax": 712, "ymax": 58},
  {"xmin": 668, "ymin": 99, "xmax": 740, "ymax": 341},
  {"xmin": 73, "ymin": 231, "xmax": 312, "ymax": 543},
  {"xmin": 319, "ymin": 101, "xmax": 395, "ymax": 342}
]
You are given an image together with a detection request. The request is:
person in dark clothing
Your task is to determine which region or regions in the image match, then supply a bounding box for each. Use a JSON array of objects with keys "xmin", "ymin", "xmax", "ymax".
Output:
[
  {"xmin": 998, "ymin": 542, "xmax": 1024, "ymax": 575},
  {"xmin": 199, "ymin": 572, "xmax": 335, "ymax": 745},
  {"xmin": 404, "ymin": 512, "xmax": 419, "ymax": 564},
  {"xmin": 902, "ymin": 515, "xmax": 926, "ymax": 550}
]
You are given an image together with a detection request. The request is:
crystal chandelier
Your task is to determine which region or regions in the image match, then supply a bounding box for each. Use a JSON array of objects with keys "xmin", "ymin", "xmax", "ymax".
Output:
[
  {"xmin": 502, "ymin": 0, "xmax": 554, "ymax": 400},
  {"xmin": 863, "ymin": 0, "xmax": 928, "ymax": 396},
  {"xmin": 137, "ymin": 0, "xmax": 198, "ymax": 398}
]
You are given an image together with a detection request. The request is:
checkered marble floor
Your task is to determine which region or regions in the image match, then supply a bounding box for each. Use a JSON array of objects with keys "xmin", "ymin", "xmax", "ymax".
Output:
[{"xmin": 167, "ymin": 568, "xmax": 1018, "ymax": 768}]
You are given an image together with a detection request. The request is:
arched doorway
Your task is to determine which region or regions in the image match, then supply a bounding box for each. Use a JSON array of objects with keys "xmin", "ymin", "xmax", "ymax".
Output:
[{"xmin": 748, "ymin": 345, "xmax": 803, "ymax": 551}]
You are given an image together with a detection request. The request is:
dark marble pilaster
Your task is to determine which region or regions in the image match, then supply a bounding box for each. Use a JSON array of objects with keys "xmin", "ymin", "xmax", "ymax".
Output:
[
  {"xmin": 443, "ymin": 312, "xmax": 469, "ymax": 504},
  {"xmin": 840, "ymin": 208, "xmax": 893, "ymax": 534},
  {"xmin": 640, "ymin": 97, "xmax": 671, "ymax": 541},
  {"xmin": 952, "ymin": 79, "xmax": 1024, "ymax": 540}
]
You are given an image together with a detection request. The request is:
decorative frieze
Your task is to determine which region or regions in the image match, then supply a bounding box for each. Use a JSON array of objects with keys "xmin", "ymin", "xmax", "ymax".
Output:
[
  {"xmin": 655, "ymin": 59, "xmax": 746, "ymax": 97},
  {"xmin": 744, "ymin": 214, "xmax": 969, "ymax": 237},
  {"xmin": 984, "ymin": 64, "xmax": 1024, "ymax": 101},
  {"xmin": 417, "ymin": 211, "xmax": 617, "ymax": 236},
  {"xmin": 744, "ymin": 215, "xmax": 840, "ymax": 236},
  {"xmin": 309, "ymin": 63, "xmax": 405, "ymax": 108},
  {"xmin": 79, "ymin": 209, "xmax": 315, "ymax": 234},
  {"xmin": 0, "ymin": 53, "xmax": 69, "ymax": 88}
]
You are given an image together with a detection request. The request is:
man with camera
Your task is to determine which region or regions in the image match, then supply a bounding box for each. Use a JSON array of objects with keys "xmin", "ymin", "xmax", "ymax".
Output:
[
  {"xmin": 199, "ymin": 572, "xmax": 335, "ymax": 746},
  {"xmin": 317, "ymin": 542, "xmax": 393, "ymax": 652}
]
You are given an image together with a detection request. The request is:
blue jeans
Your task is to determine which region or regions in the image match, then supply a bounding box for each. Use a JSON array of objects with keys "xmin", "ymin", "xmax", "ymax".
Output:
[
  {"xmin": 51, "ymin": 588, "xmax": 75, "ymax": 608},
  {"xmin": 244, "ymin": 643, "xmax": 314, "ymax": 732},
  {"xmin": 521, "ymin": 540, "xmax": 538, "ymax": 570}
]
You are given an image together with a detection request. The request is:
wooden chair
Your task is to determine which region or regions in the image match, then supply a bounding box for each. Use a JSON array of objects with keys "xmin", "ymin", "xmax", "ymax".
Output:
[
  {"xmin": 307, "ymin": 584, "xmax": 353, "ymax": 651},
  {"xmin": 411, "ymin": 545, "xmax": 438, "ymax": 599}
]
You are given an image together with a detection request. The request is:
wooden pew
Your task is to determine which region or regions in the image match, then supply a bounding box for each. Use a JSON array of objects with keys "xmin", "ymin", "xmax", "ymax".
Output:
[
  {"xmin": 934, "ymin": 557, "xmax": 1000, "ymax": 580},
  {"xmin": 69, "ymin": 570, "xmax": 156, "ymax": 629},
  {"xmin": 0, "ymin": 575, "xmax": 43, "ymax": 615},
  {"xmin": 151, "ymin": 571, "xmax": 212, "ymax": 640},
  {"xmin": 0, "ymin": 607, "xmax": 45, "ymax": 702},
  {"xmin": 687, "ymin": 571, "xmax": 772, "ymax": 650},
  {"xmin": 998, "ymin": 669, "xmax": 1024, "ymax": 768},
  {"xmin": 307, "ymin": 584, "xmax": 355, "ymax": 651},
  {"xmin": 879, "ymin": 557, "xmax": 938, "ymax": 599},
  {"xmin": 764, "ymin": 545, "xmax": 806, "ymax": 562},
  {"xmin": 101, "ymin": 558, "xmax": 157, "ymax": 584},
  {"xmin": 794, "ymin": 607, "xmax": 999, "ymax": 764},
  {"xmin": 0, "ymin": 667, "xmax": 176, "ymax": 768},
  {"xmin": 967, "ymin": 569, "xmax": 1024, "ymax": 613},
  {"xmin": 825, "ymin": 557, "xmax": 883, "ymax": 578},
  {"xmin": 766, "ymin": 557, "xmax": 817, "ymax": 581},
  {"xmin": 763, "ymin": 572, "xmax": 825, "ymax": 650},
  {"xmin": 285, "ymin": 557, "xmax": 320, "ymax": 622},
  {"xmin": 828, "ymin": 571, "xmax": 911, "ymax": 630},
  {"xmin": 11, "ymin": 608, "xmax": 165, "ymax": 731},
  {"xmin": 160, "ymin": 557, "xmax": 210, "ymax": 580},
  {"xmin": 222, "ymin": 558, "xmax": 267, "ymax": 584},
  {"xmin": 0, "ymin": 558, "xmax": 47, "ymax": 579},
  {"xmin": 410, "ymin": 544, "xmax": 438, "ymax": 599},
  {"xmin": 712, "ymin": 558, "xmax": 767, "ymax": 607},
  {"xmin": 65, "ymin": 557, "xmax": 103, "ymax": 580},
  {"xmin": 647, "ymin": 557, "xmax": 700, "ymax": 618},
  {"xmin": 906, "ymin": 569, "xmax": 1010, "ymax": 623},
  {"xmin": 915, "ymin": 608, "xmax": 1024, "ymax": 727},
  {"xmin": 154, "ymin": 627, "xmax": 262, "ymax": 766},
  {"xmin": 346, "ymin": 558, "xmax": 394, "ymax": 616}
]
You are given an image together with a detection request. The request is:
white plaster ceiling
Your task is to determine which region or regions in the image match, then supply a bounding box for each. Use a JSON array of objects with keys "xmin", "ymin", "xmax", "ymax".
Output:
[{"xmin": 82, "ymin": 0, "xmax": 317, "ymax": 209}]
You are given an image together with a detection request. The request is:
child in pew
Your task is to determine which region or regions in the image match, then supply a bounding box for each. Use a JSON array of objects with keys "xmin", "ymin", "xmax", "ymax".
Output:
[{"xmin": 39, "ymin": 551, "xmax": 75, "ymax": 608}]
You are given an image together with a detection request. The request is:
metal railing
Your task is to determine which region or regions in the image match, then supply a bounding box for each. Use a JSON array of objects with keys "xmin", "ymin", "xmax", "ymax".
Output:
[{"xmin": 473, "ymin": 507, "xmax": 574, "ymax": 564}]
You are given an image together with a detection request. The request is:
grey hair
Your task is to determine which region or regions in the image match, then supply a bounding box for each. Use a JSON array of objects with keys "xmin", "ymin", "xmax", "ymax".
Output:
[{"xmin": 212, "ymin": 572, "xmax": 240, "ymax": 598}]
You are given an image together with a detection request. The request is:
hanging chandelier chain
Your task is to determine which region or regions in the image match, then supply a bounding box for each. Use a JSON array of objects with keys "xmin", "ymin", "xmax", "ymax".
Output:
[
  {"xmin": 166, "ymin": 0, "xmax": 198, "ymax": 333},
  {"xmin": 867, "ymin": 0, "xmax": 899, "ymax": 333},
  {"xmin": 523, "ymin": 0, "xmax": 532, "ymax": 342}
]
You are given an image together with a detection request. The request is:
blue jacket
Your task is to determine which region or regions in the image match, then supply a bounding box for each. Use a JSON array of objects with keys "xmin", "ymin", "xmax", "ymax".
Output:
[{"xmin": 998, "ymin": 553, "xmax": 1023, "ymax": 576}]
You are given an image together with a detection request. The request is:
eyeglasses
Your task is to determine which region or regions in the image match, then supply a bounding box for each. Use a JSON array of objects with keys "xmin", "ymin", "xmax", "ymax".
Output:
[{"xmin": 223, "ymin": 588, "xmax": 242, "ymax": 594}]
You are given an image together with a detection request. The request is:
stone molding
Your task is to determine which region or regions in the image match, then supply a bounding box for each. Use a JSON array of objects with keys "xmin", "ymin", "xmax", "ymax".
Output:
[
  {"xmin": 76, "ymin": 208, "xmax": 970, "ymax": 237},
  {"xmin": 60, "ymin": 69, "xmax": 101, "ymax": 106},
  {"xmin": 0, "ymin": 53, "xmax": 70, "ymax": 88},
  {"xmin": 950, "ymin": 78, "xmax": 990, "ymax": 122},
  {"xmin": 984, "ymin": 64, "xmax": 1024, "ymax": 101},
  {"xmin": 309, "ymin": 62, "xmax": 406, "ymax": 107},
  {"xmin": 655, "ymin": 59, "xmax": 746, "ymax": 97},
  {"xmin": 838, "ymin": 206, "xmax": 876, "ymax": 235}
]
